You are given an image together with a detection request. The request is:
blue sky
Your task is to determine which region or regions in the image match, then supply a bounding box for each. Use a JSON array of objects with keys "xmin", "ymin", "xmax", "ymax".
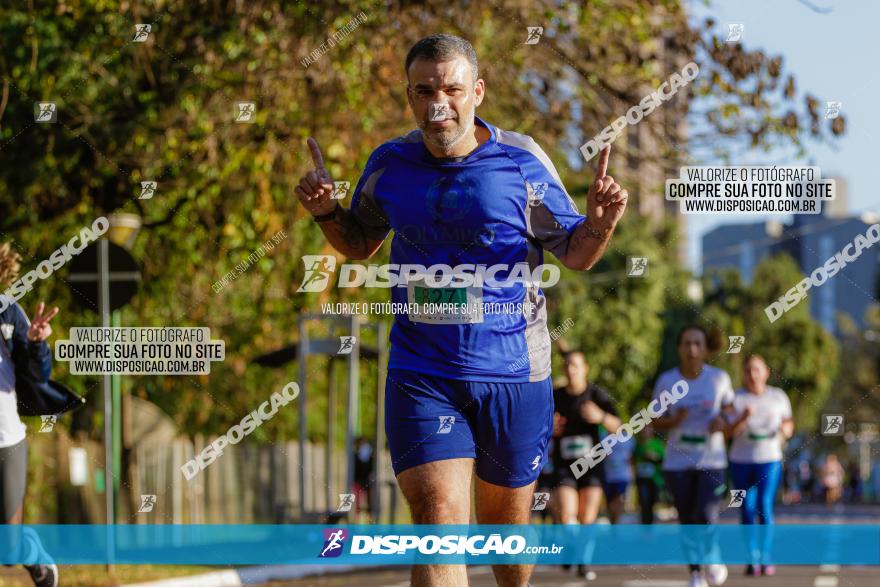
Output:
[{"xmin": 686, "ymin": 0, "xmax": 878, "ymax": 271}]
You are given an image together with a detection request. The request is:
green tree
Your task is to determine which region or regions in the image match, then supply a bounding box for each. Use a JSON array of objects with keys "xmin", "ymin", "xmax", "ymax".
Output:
[
  {"xmin": 701, "ymin": 255, "xmax": 839, "ymax": 429},
  {"xmin": 0, "ymin": 0, "xmax": 844, "ymax": 443}
]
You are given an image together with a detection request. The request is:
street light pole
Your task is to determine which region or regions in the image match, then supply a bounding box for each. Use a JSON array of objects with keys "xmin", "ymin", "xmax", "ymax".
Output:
[{"xmin": 98, "ymin": 238, "xmax": 115, "ymax": 570}]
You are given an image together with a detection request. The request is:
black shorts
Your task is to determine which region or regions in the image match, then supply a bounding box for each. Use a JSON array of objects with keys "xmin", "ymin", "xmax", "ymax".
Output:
[
  {"xmin": 553, "ymin": 458, "xmax": 604, "ymax": 489},
  {"xmin": 0, "ymin": 439, "xmax": 28, "ymax": 522}
]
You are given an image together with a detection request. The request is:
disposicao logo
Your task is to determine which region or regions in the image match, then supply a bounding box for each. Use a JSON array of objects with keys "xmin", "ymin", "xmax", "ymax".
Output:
[{"xmin": 319, "ymin": 528, "xmax": 348, "ymax": 558}]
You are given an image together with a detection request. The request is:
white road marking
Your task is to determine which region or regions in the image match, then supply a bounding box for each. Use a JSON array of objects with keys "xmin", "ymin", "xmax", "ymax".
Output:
[
  {"xmin": 814, "ymin": 576, "xmax": 839, "ymax": 587},
  {"xmin": 623, "ymin": 581, "xmax": 689, "ymax": 587},
  {"xmin": 125, "ymin": 570, "xmax": 242, "ymax": 587},
  {"xmin": 819, "ymin": 564, "xmax": 841, "ymax": 572}
]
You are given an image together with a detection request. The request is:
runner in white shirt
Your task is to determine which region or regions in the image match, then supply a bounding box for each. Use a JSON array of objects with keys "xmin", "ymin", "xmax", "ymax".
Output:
[
  {"xmin": 727, "ymin": 354, "xmax": 794, "ymax": 578},
  {"xmin": 652, "ymin": 325, "xmax": 734, "ymax": 587}
]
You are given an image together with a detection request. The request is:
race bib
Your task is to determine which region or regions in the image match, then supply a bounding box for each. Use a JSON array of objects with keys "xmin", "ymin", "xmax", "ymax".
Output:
[
  {"xmin": 406, "ymin": 278, "xmax": 484, "ymax": 325},
  {"xmin": 747, "ymin": 429, "xmax": 777, "ymax": 442},
  {"xmin": 560, "ymin": 435, "xmax": 593, "ymax": 460},
  {"xmin": 677, "ymin": 430, "xmax": 706, "ymax": 453}
]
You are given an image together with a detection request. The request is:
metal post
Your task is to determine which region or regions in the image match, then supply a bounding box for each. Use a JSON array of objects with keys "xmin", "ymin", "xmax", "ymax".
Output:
[
  {"xmin": 345, "ymin": 315, "xmax": 360, "ymax": 495},
  {"xmin": 326, "ymin": 360, "xmax": 336, "ymax": 514},
  {"xmin": 98, "ymin": 239, "xmax": 115, "ymax": 569},
  {"xmin": 373, "ymin": 320, "xmax": 387, "ymax": 522},
  {"xmin": 111, "ymin": 311, "xmax": 122, "ymax": 499},
  {"xmin": 297, "ymin": 316, "xmax": 307, "ymax": 519}
]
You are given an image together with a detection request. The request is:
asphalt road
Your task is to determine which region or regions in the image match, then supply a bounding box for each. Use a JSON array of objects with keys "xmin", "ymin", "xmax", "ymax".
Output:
[
  {"xmin": 264, "ymin": 564, "xmax": 877, "ymax": 587},
  {"xmin": 0, "ymin": 505, "xmax": 877, "ymax": 586}
]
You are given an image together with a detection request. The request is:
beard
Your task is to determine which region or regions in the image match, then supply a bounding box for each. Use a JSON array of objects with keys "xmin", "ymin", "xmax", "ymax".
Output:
[{"xmin": 418, "ymin": 112, "xmax": 472, "ymax": 151}]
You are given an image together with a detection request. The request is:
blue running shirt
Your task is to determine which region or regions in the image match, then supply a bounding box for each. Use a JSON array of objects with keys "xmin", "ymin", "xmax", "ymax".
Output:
[{"xmin": 349, "ymin": 115, "xmax": 586, "ymax": 382}]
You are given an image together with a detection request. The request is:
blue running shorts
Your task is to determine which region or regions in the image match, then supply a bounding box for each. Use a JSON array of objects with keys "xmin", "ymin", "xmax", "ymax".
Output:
[{"xmin": 385, "ymin": 368, "xmax": 554, "ymax": 488}]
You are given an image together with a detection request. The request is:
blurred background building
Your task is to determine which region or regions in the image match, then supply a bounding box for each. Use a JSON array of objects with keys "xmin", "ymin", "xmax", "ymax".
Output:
[{"xmin": 701, "ymin": 178, "xmax": 880, "ymax": 334}]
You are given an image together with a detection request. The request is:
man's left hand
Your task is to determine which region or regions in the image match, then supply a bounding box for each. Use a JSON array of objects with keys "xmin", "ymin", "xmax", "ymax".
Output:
[{"xmin": 586, "ymin": 145, "xmax": 628, "ymax": 235}]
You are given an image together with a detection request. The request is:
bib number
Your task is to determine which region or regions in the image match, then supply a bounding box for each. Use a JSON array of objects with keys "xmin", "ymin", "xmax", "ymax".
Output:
[
  {"xmin": 560, "ymin": 435, "xmax": 593, "ymax": 460},
  {"xmin": 406, "ymin": 279, "xmax": 483, "ymax": 325},
  {"xmin": 747, "ymin": 430, "xmax": 776, "ymax": 441},
  {"xmin": 677, "ymin": 431, "xmax": 706, "ymax": 452}
]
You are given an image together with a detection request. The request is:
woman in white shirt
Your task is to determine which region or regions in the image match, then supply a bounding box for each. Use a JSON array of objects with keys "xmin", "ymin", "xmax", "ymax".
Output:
[
  {"xmin": 652, "ymin": 325, "xmax": 735, "ymax": 587},
  {"xmin": 727, "ymin": 354, "xmax": 794, "ymax": 578}
]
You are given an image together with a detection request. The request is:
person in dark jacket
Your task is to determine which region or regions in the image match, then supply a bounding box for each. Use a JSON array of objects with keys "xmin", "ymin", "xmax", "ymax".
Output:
[{"xmin": 0, "ymin": 241, "xmax": 60, "ymax": 587}]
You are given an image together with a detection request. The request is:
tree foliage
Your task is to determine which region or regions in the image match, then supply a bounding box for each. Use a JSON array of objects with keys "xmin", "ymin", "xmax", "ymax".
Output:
[
  {"xmin": 0, "ymin": 1, "xmax": 846, "ymax": 443},
  {"xmin": 701, "ymin": 255, "xmax": 840, "ymax": 428}
]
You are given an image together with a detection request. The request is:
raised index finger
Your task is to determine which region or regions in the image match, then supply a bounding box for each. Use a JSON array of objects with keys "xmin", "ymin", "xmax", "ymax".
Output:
[
  {"xmin": 307, "ymin": 137, "xmax": 326, "ymax": 171},
  {"xmin": 596, "ymin": 145, "xmax": 610, "ymax": 179}
]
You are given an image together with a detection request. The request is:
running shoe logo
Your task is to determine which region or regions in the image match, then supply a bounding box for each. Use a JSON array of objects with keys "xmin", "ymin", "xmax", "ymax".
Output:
[
  {"xmin": 330, "ymin": 181, "xmax": 350, "ymax": 200},
  {"xmin": 822, "ymin": 414, "xmax": 844, "ymax": 435},
  {"xmin": 726, "ymin": 335, "xmax": 745, "ymax": 354},
  {"xmin": 524, "ymin": 27, "xmax": 543, "ymax": 45},
  {"xmin": 437, "ymin": 416, "xmax": 455, "ymax": 434},
  {"xmin": 132, "ymin": 24, "xmax": 151, "ymax": 42},
  {"xmin": 627, "ymin": 256, "xmax": 648, "ymax": 277},
  {"xmin": 319, "ymin": 528, "xmax": 348, "ymax": 558},
  {"xmin": 298, "ymin": 255, "xmax": 337, "ymax": 292},
  {"xmin": 235, "ymin": 102, "xmax": 256, "ymax": 123},
  {"xmin": 138, "ymin": 494, "xmax": 157, "ymax": 513},
  {"xmin": 725, "ymin": 23, "xmax": 744, "ymax": 43},
  {"xmin": 825, "ymin": 101, "xmax": 843, "ymax": 120},
  {"xmin": 532, "ymin": 492, "xmax": 549, "ymax": 510},
  {"xmin": 429, "ymin": 103, "xmax": 453, "ymax": 122},
  {"xmin": 35, "ymin": 102, "xmax": 57, "ymax": 123},
  {"xmin": 39, "ymin": 415, "xmax": 57, "ymax": 433},
  {"xmin": 337, "ymin": 336, "xmax": 356, "ymax": 355},
  {"xmin": 727, "ymin": 489, "xmax": 745, "ymax": 508},
  {"xmin": 530, "ymin": 454, "xmax": 542, "ymax": 470},
  {"xmin": 337, "ymin": 493, "xmax": 355, "ymax": 512},
  {"xmin": 527, "ymin": 182, "xmax": 548, "ymax": 207},
  {"xmin": 139, "ymin": 181, "xmax": 157, "ymax": 200}
]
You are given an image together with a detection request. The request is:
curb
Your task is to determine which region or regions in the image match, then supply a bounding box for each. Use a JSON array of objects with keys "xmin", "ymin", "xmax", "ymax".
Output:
[{"xmin": 123, "ymin": 565, "xmax": 370, "ymax": 587}]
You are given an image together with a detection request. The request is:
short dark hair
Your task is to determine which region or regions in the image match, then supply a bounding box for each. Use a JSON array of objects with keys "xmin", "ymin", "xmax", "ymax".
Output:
[
  {"xmin": 563, "ymin": 350, "xmax": 587, "ymax": 364},
  {"xmin": 676, "ymin": 324, "xmax": 708, "ymax": 347},
  {"xmin": 405, "ymin": 34, "xmax": 479, "ymax": 83}
]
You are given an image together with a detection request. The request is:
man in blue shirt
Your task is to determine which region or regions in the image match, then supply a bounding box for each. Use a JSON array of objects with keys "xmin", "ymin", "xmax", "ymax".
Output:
[{"xmin": 296, "ymin": 34, "xmax": 628, "ymax": 587}]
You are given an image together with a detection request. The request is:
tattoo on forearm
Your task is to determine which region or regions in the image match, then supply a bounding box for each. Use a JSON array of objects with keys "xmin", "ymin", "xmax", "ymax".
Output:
[
  {"xmin": 570, "ymin": 220, "xmax": 609, "ymax": 249},
  {"xmin": 335, "ymin": 210, "xmax": 366, "ymax": 252}
]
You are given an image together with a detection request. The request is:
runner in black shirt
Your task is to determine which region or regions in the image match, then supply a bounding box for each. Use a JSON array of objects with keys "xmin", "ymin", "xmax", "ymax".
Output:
[{"xmin": 551, "ymin": 351, "xmax": 621, "ymax": 580}]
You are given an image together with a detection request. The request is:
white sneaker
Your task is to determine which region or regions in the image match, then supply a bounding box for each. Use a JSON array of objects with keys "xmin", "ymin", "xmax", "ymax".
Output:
[
  {"xmin": 689, "ymin": 570, "xmax": 709, "ymax": 587},
  {"xmin": 706, "ymin": 564, "xmax": 729, "ymax": 586}
]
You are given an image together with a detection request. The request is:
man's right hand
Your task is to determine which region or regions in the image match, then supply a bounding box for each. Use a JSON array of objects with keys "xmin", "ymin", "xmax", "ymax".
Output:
[
  {"xmin": 295, "ymin": 137, "xmax": 338, "ymax": 217},
  {"xmin": 553, "ymin": 412, "xmax": 567, "ymax": 438}
]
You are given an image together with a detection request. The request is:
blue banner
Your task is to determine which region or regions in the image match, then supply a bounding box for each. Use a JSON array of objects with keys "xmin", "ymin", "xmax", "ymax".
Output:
[{"xmin": 1, "ymin": 524, "xmax": 877, "ymax": 565}]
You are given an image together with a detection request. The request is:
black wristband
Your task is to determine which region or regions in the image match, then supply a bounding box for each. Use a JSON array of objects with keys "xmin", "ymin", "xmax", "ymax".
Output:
[{"xmin": 312, "ymin": 202, "xmax": 340, "ymax": 223}]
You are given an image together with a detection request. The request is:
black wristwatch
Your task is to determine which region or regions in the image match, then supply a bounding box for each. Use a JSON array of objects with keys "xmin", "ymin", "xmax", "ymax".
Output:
[{"xmin": 312, "ymin": 202, "xmax": 340, "ymax": 223}]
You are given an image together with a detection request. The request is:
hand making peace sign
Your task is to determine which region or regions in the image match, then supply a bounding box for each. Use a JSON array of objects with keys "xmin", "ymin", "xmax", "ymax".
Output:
[{"xmin": 27, "ymin": 301, "xmax": 59, "ymax": 342}]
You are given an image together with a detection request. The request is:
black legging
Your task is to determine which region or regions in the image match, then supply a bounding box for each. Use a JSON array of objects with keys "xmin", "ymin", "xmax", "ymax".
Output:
[
  {"xmin": 636, "ymin": 478, "xmax": 659, "ymax": 524},
  {"xmin": 665, "ymin": 468, "xmax": 726, "ymax": 571}
]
